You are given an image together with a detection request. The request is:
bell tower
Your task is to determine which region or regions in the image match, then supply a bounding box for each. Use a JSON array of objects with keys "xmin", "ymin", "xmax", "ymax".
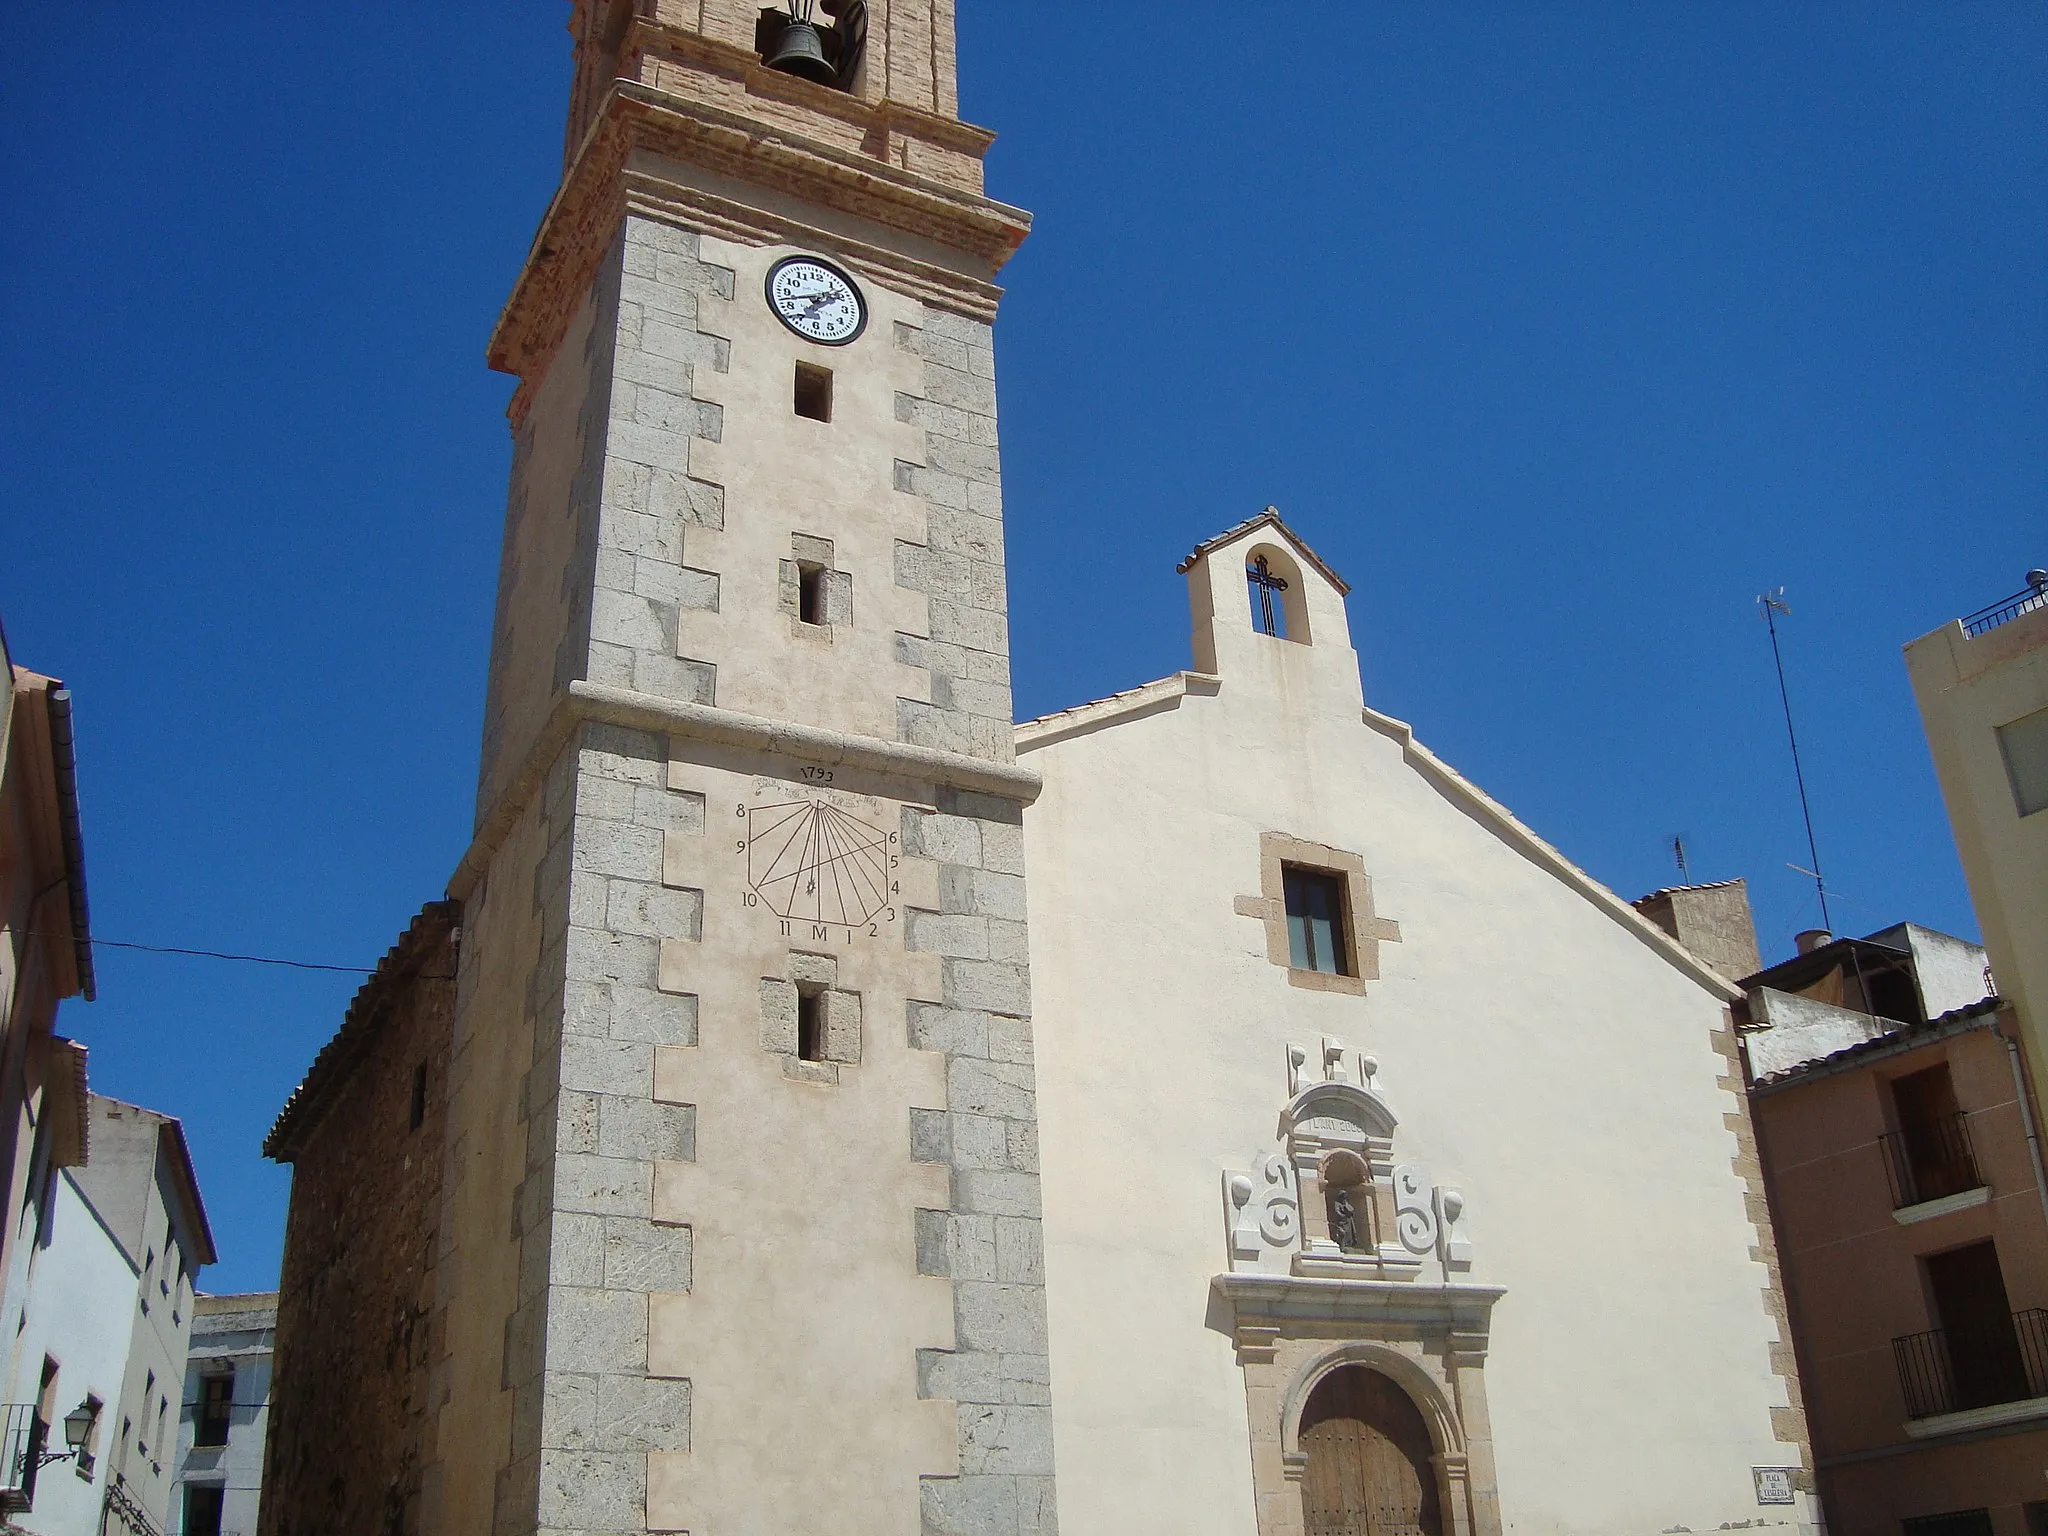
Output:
[{"xmin": 435, "ymin": 6, "xmax": 1048, "ymax": 1534}]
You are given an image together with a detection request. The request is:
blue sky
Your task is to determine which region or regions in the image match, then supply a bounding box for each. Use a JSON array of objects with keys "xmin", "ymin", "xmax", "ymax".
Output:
[{"xmin": 1, "ymin": 4, "xmax": 2041, "ymax": 1293}]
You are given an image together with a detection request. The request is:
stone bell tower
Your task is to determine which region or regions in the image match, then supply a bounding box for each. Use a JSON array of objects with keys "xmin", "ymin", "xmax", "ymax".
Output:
[{"xmin": 433, "ymin": 5, "xmax": 1049, "ymax": 1533}]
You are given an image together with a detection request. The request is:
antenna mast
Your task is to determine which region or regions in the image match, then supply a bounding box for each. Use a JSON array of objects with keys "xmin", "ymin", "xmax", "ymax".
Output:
[{"xmin": 1758, "ymin": 589, "xmax": 1831, "ymax": 931}]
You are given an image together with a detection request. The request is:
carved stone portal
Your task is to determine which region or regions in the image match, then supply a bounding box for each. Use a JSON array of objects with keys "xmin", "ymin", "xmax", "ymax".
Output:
[{"xmin": 1214, "ymin": 1042, "xmax": 1505, "ymax": 1536}]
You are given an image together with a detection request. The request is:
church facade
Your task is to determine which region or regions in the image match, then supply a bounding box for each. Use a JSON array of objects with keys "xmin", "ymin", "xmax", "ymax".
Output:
[
  {"xmin": 260, "ymin": 7, "xmax": 1813, "ymax": 1535},
  {"xmin": 1022, "ymin": 514, "xmax": 1811, "ymax": 1533}
]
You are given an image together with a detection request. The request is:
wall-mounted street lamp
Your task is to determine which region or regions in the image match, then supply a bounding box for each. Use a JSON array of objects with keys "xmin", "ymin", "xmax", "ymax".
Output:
[{"xmin": 27, "ymin": 1403, "xmax": 96, "ymax": 1471}]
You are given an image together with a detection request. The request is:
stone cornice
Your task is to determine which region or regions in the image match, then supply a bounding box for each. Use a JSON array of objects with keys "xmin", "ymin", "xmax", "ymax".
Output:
[
  {"xmin": 450, "ymin": 680, "xmax": 1042, "ymax": 901},
  {"xmin": 633, "ymin": 20, "xmax": 998, "ymax": 161},
  {"xmin": 1212, "ymin": 1272, "xmax": 1506, "ymax": 1330},
  {"xmin": 489, "ymin": 80, "xmax": 1032, "ymax": 386}
]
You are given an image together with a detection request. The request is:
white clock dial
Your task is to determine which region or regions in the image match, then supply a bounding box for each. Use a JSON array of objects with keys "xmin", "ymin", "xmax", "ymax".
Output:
[{"xmin": 767, "ymin": 256, "xmax": 867, "ymax": 345}]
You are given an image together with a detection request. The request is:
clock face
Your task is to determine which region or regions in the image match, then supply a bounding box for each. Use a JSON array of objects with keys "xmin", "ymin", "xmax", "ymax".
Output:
[{"xmin": 766, "ymin": 256, "xmax": 867, "ymax": 345}]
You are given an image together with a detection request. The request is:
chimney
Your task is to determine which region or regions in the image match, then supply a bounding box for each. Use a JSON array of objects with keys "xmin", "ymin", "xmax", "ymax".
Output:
[{"xmin": 1795, "ymin": 928, "xmax": 1834, "ymax": 955}]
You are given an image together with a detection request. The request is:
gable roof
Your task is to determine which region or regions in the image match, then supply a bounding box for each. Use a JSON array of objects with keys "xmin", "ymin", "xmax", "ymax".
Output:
[
  {"xmin": 1176, "ymin": 508, "xmax": 1352, "ymax": 596},
  {"xmin": 265, "ymin": 900, "xmax": 459, "ymax": 1161},
  {"xmin": 1750, "ymin": 995, "xmax": 2007, "ymax": 1093},
  {"xmin": 1358, "ymin": 708, "xmax": 1745, "ymax": 1003}
]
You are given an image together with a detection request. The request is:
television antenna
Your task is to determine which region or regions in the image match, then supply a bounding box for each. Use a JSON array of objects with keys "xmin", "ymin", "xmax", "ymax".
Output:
[{"xmin": 1759, "ymin": 589, "xmax": 1831, "ymax": 931}]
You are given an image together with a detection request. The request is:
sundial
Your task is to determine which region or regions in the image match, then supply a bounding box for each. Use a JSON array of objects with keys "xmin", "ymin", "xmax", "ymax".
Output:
[{"xmin": 743, "ymin": 797, "xmax": 896, "ymax": 926}]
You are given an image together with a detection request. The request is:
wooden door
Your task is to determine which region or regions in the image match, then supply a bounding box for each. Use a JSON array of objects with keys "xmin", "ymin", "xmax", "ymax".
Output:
[{"xmin": 1299, "ymin": 1368, "xmax": 1441, "ymax": 1536}]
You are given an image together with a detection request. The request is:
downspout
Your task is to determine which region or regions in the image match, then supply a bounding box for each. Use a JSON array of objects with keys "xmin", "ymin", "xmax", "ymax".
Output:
[{"xmin": 1996, "ymin": 1012, "xmax": 2048, "ymax": 1231}]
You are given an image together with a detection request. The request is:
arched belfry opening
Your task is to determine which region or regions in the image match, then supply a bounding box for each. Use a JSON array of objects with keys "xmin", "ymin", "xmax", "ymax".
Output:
[
  {"xmin": 1298, "ymin": 1366, "xmax": 1443, "ymax": 1536},
  {"xmin": 1246, "ymin": 543, "xmax": 1312, "ymax": 644}
]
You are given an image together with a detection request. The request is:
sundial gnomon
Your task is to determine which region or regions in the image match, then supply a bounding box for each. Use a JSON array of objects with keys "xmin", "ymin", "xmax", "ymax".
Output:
[{"xmin": 745, "ymin": 799, "xmax": 895, "ymax": 925}]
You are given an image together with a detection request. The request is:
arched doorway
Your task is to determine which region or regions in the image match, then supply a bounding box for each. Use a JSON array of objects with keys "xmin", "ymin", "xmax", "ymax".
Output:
[{"xmin": 1298, "ymin": 1366, "xmax": 1442, "ymax": 1536}]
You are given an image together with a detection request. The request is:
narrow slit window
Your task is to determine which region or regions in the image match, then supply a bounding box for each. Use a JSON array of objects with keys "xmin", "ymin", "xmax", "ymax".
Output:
[
  {"xmin": 410, "ymin": 1062, "xmax": 428, "ymax": 1131},
  {"xmin": 798, "ymin": 563, "xmax": 829, "ymax": 626},
  {"xmin": 1283, "ymin": 865, "xmax": 1351, "ymax": 976},
  {"xmin": 794, "ymin": 361, "xmax": 833, "ymax": 421},
  {"xmin": 796, "ymin": 986, "xmax": 826, "ymax": 1061}
]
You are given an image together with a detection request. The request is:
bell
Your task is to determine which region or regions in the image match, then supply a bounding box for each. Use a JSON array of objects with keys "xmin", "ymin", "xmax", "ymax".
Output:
[{"xmin": 764, "ymin": 18, "xmax": 837, "ymax": 85}]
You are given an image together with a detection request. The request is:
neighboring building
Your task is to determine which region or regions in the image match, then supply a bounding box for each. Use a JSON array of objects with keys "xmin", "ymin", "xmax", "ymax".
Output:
[
  {"xmin": 1738, "ymin": 923, "xmax": 2048, "ymax": 1532},
  {"xmin": 260, "ymin": 10, "xmax": 1816, "ymax": 1536},
  {"xmin": 3, "ymin": 1095, "xmax": 215, "ymax": 1536},
  {"xmin": 1906, "ymin": 571, "xmax": 2048, "ymax": 1089},
  {"xmin": 1634, "ymin": 877, "xmax": 1766, "ymax": 984},
  {"xmin": 170, "ymin": 1293, "xmax": 277, "ymax": 1536},
  {"xmin": 0, "ymin": 631, "xmax": 97, "ymax": 1342},
  {"xmin": 260, "ymin": 910, "xmax": 453, "ymax": 1535}
]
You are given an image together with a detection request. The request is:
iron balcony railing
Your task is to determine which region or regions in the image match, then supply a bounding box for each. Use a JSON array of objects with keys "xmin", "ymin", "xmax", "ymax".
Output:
[
  {"xmin": 1893, "ymin": 1307, "xmax": 2048, "ymax": 1420},
  {"xmin": 1880, "ymin": 1113, "xmax": 1983, "ymax": 1209},
  {"xmin": 1963, "ymin": 573, "xmax": 2048, "ymax": 638},
  {"xmin": 0, "ymin": 1404, "xmax": 48, "ymax": 1512},
  {"xmin": 104, "ymin": 1474, "xmax": 165, "ymax": 1536}
]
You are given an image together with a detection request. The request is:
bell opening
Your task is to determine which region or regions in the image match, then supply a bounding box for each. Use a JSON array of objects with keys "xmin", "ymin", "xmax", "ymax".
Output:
[{"xmin": 763, "ymin": 16, "xmax": 839, "ymax": 86}]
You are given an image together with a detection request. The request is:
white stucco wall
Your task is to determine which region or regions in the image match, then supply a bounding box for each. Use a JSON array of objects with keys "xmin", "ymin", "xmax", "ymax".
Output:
[
  {"xmin": 1020, "ymin": 522, "xmax": 1808, "ymax": 1535},
  {"xmin": 7, "ymin": 1167, "xmax": 139, "ymax": 1534},
  {"xmin": 1906, "ymin": 606, "xmax": 2048, "ymax": 1099},
  {"xmin": 171, "ymin": 1296, "xmax": 275, "ymax": 1536}
]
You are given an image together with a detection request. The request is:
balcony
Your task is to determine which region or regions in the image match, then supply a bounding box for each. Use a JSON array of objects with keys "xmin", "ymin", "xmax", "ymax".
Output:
[
  {"xmin": 1880, "ymin": 1113, "xmax": 1984, "ymax": 1212},
  {"xmin": 0, "ymin": 1404, "xmax": 48, "ymax": 1513},
  {"xmin": 1894, "ymin": 1308, "xmax": 2048, "ymax": 1425},
  {"xmin": 1963, "ymin": 572, "xmax": 2048, "ymax": 638}
]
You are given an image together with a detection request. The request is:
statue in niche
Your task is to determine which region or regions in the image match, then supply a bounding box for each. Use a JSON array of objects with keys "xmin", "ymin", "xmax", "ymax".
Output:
[{"xmin": 1326, "ymin": 1184, "xmax": 1364, "ymax": 1252}]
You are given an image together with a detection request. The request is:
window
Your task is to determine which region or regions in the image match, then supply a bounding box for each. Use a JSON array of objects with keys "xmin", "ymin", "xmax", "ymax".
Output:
[
  {"xmin": 794, "ymin": 361, "xmax": 832, "ymax": 422},
  {"xmin": 1284, "ymin": 866, "xmax": 1351, "ymax": 976},
  {"xmin": 798, "ymin": 564, "xmax": 828, "ymax": 626},
  {"xmin": 410, "ymin": 1062, "xmax": 429, "ymax": 1131},
  {"xmin": 184, "ymin": 1484, "xmax": 226, "ymax": 1536},
  {"xmin": 1883, "ymin": 1064, "xmax": 1980, "ymax": 1206},
  {"xmin": 1999, "ymin": 706, "xmax": 2048, "ymax": 818},
  {"xmin": 141, "ymin": 1250, "xmax": 154, "ymax": 1311},
  {"xmin": 76, "ymin": 1395, "xmax": 102, "ymax": 1478},
  {"xmin": 196, "ymin": 1373, "xmax": 234, "ymax": 1448},
  {"xmin": 1248, "ymin": 553, "xmax": 1289, "ymax": 637},
  {"xmin": 796, "ymin": 986, "xmax": 826, "ymax": 1062},
  {"xmin": 1924, "ymin": 1241, "xmax": 2030, "ymax": 1412}
]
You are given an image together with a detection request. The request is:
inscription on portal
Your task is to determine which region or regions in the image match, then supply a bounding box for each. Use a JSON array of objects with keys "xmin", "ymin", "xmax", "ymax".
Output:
[{"xmin": 736, "ymin": 779, "xmax": 900, "ymax": 943}]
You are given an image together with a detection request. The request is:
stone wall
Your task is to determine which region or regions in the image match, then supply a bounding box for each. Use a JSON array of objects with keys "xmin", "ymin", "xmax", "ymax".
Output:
[
  {"xmin": 440, "ymin": 208, "xmax": 1058, "ymax": 1535},
  {"xmin": 260, "ymin": 907, "xmax": 456, "ymax": 1536}
]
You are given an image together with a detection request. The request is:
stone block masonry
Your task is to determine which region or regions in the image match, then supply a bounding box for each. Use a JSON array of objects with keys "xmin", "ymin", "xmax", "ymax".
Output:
[
  {"xmin": 259, "ymin": 905, "xmax": 458, "ymax": 1536},
  {"xmin": 452, "ymin": 206, "xmax": 1056, "ymax": 1536},
  {"xmin": 904, "ymin": 788, "xmax": 1058, "ymax": 1536}
]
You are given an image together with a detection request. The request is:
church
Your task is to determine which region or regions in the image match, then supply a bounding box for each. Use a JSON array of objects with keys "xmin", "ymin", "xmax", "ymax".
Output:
[{"xmin": 257, "ymin": 6, "xmax": 1814, "ymax": 1535}]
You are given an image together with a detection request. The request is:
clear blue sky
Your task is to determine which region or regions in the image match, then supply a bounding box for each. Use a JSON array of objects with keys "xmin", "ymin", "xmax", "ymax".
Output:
[{"xmin": 2, "ymin": 5, "xmax": 2041, "ymax": 1293}]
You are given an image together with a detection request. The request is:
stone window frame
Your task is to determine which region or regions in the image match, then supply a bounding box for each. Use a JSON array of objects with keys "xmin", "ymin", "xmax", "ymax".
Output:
[
  {"xmin": 760, "ymin": 950, "xmax": 862, "ymax": 1083},
  {"xmin": 779, "ymin": 533, "xmax": 853, "ymax": 641},
  {"xmin": 1236, "ymin": 833, "xmax": 1402, "ymax": 996}
]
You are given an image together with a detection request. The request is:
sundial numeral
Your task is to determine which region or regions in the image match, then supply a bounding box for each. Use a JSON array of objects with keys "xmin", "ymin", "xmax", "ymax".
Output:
[{"xmin": 742, "ymin": 798, "xmax": 896, "ymax": 928}]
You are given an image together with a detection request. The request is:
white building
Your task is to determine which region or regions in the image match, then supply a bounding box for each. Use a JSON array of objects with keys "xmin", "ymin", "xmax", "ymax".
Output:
[
  {"xmin": 169, "ymin": 1294, "xmax": 275, "ymax": 1536},
  {"xmin": 1018, "ymin": 513, "xmax": 1813, "ymax": 1534},
  {"xmin": 2, "ymin": 1094, "xmax": 214, "ymax": 1536}
]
